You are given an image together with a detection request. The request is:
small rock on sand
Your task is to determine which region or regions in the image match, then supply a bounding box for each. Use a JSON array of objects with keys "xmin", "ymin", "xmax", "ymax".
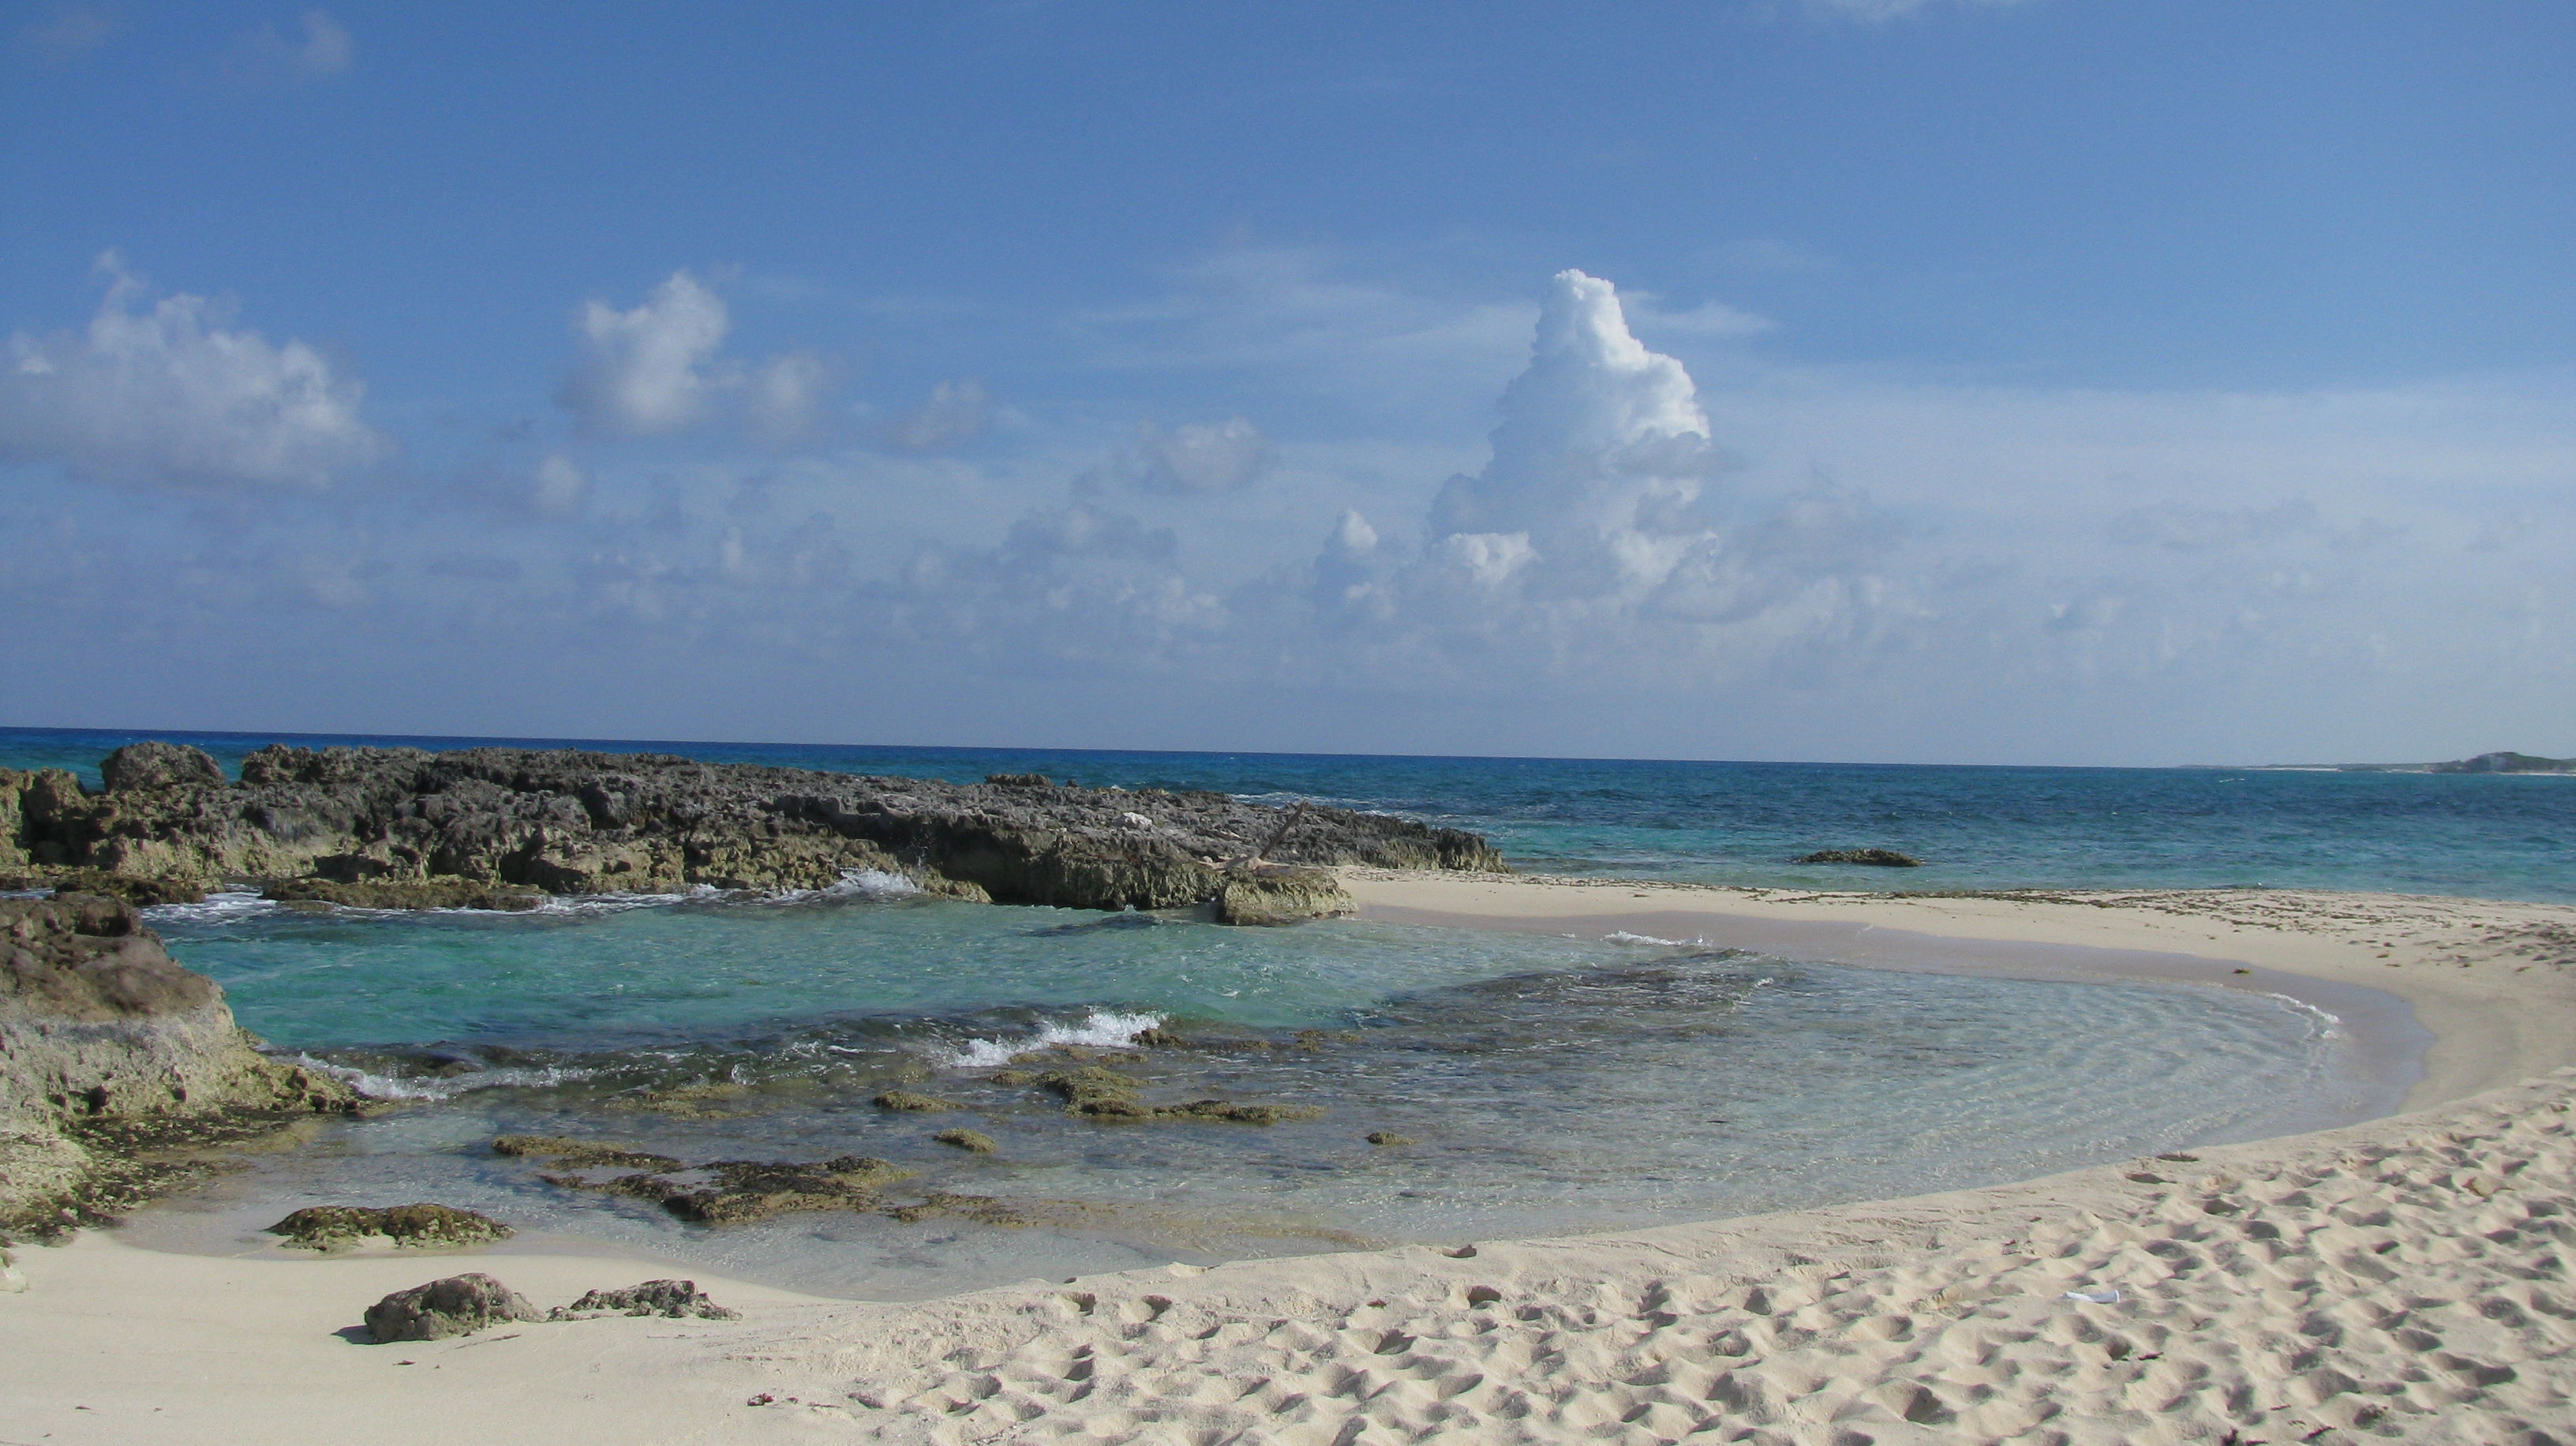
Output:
[
  {"xmin": 364, "ymin": 1272, "xmax": 541, "ymax": 1343},
  {"xmin": 549, "ymin": 1279, "xmax": 739, "ymax": 1321}
]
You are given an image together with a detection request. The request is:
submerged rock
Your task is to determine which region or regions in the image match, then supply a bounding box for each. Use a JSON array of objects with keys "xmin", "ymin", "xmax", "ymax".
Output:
[
  {"xmin": 1029, "ymin": 1066, "xmax": 1323, "ymax": 1125},
  {"xmin": 265, "ymin": 878, "xmax": 546, "ymax": 911},
  {"xmin": 1365, "ymin": 1130, "xmax": 1416, "ymax": 1146},
  {"xmin": 1215, "ymin": 867, "xmax": 1357, "ymax": 926},
  {"xmin": 886, "ymin": 1191, "xmax": 1031, "ymax": 1227},
  {"xmin": 934, "ymin": 1127, "xmax": 999, "ymax": 1153},
  {"xmin": 1163, "ymin": 1099, "xmax": 1327, "ymax": 1124},
  {"xmin": 872, "ymin": 1089, "xmax": 957, "ymax": 1112},
  {"xmin": 364, "ymin": 1272, "xmax": 541, "ymax": 1343},
  {"xmin": 564, "ymin": 1156, "xmax": 919, "ymax": 1225},
  {"xmin": 1793, "ymin": 848, "xmax": 1923, "ymax": 867},
  {"xmin": 1, "ymin": 743, "xmax": 1506, "ymax": 916},
  {"xmin": 549, "ymin": 1279, "xmax": 739, "ymax": 1321},
  {"xmin": 489, "ymin": 1135, "xmax": 683, "ymax": 1171},
  {"xmin": 268, "ymin": 1203, "xmax": 514, "ymax": 1249}
]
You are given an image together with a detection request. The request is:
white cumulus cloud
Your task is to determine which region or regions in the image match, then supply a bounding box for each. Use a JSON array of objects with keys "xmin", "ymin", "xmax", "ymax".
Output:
[
  {"xmin": 557, "ymin": 271, "xmax": 732, "ymax": 436},
  {"xmin": 0, "ymin": 255, "xmax": 387, "ymax": 489}
]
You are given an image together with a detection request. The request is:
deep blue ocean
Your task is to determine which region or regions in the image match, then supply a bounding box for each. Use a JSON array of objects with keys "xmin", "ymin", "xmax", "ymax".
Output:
[{"xmin": 7, "ymin": 725, "xmax": 2559, "ymax": 1298}]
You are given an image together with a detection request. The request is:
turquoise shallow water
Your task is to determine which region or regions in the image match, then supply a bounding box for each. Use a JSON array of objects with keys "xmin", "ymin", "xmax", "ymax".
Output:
[
  {"xmin": 119, "ymin": 887, "xmax": 2377, "ymax": 1298},
  {"xmin": 3, "ymin": 725, "xmax": 2498, "ymax": 1297}
]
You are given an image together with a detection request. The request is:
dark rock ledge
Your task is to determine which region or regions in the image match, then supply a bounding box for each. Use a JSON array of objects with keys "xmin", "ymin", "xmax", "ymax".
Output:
[{"xmin": 1, "ymin": 741, "xmax": 1507, "ymax": 920}]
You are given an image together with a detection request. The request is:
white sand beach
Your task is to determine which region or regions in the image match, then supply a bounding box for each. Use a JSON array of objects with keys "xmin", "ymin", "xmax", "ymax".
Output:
[{"xmin": 7, "ymin": 877, "xmax": 2574, "ymax": 1444}]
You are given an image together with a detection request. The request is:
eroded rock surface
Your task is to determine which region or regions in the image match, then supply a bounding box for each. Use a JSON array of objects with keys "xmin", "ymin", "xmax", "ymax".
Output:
[
  {"xmin": 550, "ymin": 1279, "xmax": 739, "ymax": 1321},
  {"xmin": 363, "ymin": 1272, "xmax": 541, "ymax": 1343},
  {"xmin": 1215, "ymin": 867, "xmax": 1358, "ymax": 926},
  {"xmin": 0, "ymin": 895, "xmax": 355, "ymax": 1234},
  {"xmin": 1, "ymin": 743, "xmax": 1506, "ymax": 916}
]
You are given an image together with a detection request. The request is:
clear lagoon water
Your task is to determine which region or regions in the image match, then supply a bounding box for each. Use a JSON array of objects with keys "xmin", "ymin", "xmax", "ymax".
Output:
[{"xmin": 8, "ymin": 725, "xmax": 2555, "ymax": 1298}]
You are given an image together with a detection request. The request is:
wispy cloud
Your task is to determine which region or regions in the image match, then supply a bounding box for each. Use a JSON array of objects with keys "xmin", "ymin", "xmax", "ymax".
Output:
[
  {"xmin": 1792, "ymin": 0, "xmax": 2039, "ymax": 22},
  {"xmin": 222, "ymin": 8, "xmax": 353, "ymax": 86},
  {"xmin": 18, "ymin": 3, "xmax": 121, "ymax": 60}
]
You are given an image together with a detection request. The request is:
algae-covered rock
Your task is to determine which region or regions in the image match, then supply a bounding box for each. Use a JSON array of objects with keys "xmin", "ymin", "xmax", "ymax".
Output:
[
  {"xmin": 934, "ymin": 1127, "xmax": 998, "ymax": 1153},
  {"xmin": 1038, "ymin": 1066, "xmax": 1149, "ymax": 1116},
  {"xmin": 489, "ymin": 1135, "xmax": 682, "ymax": 1171},
  {"xmin": 872, "ymin": 1089, "xmax": 957, "ymax": 1112},
  {"xmin": 1793, "ymin": 848, "xmax": 1923, "ymax": 867},
  {"xmin": 1365, "ymin": 1130, "xmax": 1416, "ymax": 1146},
  {"xmin": 550, "ymin": 1279, "xmax": 739, "ymax": 1321},
  {"xmin": 1215, "ymin": 867, "xmax": 1356, "ymax": 926},
  {"xmin": 264, "ymin": 878, "xmax": 547, "ymax": 911},
  {"xmin": 1163, "ymin": 1099, "xmax": 1327, "ymax": 1125},
  {"xmin": 268, "ymin": 1203, "xmax": 514, "ymax": 1249},
  {"xmin": 364, "ymin": 1272, "xmax": 541, "ymax": 1343}
]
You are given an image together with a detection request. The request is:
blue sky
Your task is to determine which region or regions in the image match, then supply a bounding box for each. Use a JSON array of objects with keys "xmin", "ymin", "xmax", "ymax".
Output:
[{"xmin": 3, "ymin": 1, "xmax": 2572, "ymax": 764}]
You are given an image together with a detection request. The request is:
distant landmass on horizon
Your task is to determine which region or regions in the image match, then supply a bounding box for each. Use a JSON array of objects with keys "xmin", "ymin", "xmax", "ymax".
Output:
[{"xmin": 2238, "ymin": 750, "xmax": 2576, "ymax": 775}]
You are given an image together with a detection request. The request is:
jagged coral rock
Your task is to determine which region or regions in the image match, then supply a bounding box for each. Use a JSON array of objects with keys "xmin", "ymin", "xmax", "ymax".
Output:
[{"xmin": 1, "ymin": 744, "xmax": 1505, "ymax": 916}]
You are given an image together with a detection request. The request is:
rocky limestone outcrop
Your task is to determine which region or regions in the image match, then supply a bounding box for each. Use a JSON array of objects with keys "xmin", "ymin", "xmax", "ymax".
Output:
[
  {"xmin": 0, "ymin": 741, "xmax": 1507, "ymax": 917},
  {"xmin": 1215, "ymin": 867, "xmax": 1357, "ymax": 925},
  {"xmin": 0, "ymin": 895, "xmax": 355, "ymax": 1234}
]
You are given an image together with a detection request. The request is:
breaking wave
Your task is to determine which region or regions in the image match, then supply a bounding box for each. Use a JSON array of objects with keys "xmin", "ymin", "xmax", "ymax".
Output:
[{"xmin": 938, "ymin": 1009, "xmax": 1167, "ymax": 1070}]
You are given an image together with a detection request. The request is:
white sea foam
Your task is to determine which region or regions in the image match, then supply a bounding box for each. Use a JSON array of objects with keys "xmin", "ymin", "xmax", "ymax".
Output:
[
  {"xmin": 140, "ymin": 890, "xmax": 280, "ymax": 926},
  {"xmin": 2257, "ymin": 991, "xmax": 2344, "ymax": 1040},
  {"xmin": 762, "ymin": 868, "xmax": 921, "ymax": 904},
  {"xmin": 530, "ymin": 886, "xmax": 722, "ymax": 917},
  {"xmin": 1604, "ymin": 930, "xmax": 1709, "ymax": 946},
  {"xmin": 289, "ymin": 1053, "xmax": 597, "ymax": 1102},
  {"xmin": 939, "ymin": 1009, "xmax": 1167, "ymax": 1070}
]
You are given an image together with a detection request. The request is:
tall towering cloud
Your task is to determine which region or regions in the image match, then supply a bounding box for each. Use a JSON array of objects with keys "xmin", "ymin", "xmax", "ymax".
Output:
[
  {"xmin": 0, "ymin": 256, "xmax": 386, "ymax": 489},
  {"xmin": 557, "ymin": 271, "xmax": 732, "ymax": 436},
  {"xmin": 1424, "ymin": 270, "xmax": 1754, "ymax": 611}
]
